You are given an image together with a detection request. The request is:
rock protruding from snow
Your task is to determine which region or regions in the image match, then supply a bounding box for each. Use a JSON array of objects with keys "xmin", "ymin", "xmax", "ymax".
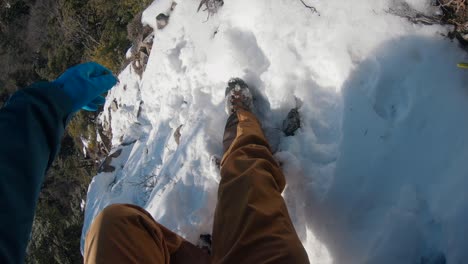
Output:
[
  {"xmin": 173, "ymin": 125, "xmax": 183, "ymax": 146},
  {"xmin": 127, "ymin": 18, "xmax": 154, "ymax": 78},
  {"xmin": 156, "ymin": 13, "xmax": 170, "ymax": 29},
  {"xmin": 282, "ymin": 108, "xmax": 301, "ymax": 136},
  {"xmin": 157, "ymin": 2, "xmax": 178, "ymax": 29},
  {"xmin": 98, "ymin": 149, "xmax": 123, "ymax": 173}
]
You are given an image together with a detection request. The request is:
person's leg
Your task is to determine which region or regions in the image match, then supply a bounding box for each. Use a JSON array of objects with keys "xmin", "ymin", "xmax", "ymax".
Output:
[
  {"xmin": 84, "ymin": 204, "xmax": 210, "ymax": 264},
  {"xmin": 212, "ymin": 109, "xmax": 310, "ymax": 264}
]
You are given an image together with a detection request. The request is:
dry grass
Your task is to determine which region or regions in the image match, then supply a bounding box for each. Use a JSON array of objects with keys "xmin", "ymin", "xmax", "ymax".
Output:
[
  {"xmin": 197, "ymin": 0, "xmax": 224, "ymax": 21},
  {"xmin": 440, "ymin": 0, "xmax": 466, "ymax": 13},
  {"xmin": 436, "ymin": 0, "xmax": 468, "ymax": 39}
]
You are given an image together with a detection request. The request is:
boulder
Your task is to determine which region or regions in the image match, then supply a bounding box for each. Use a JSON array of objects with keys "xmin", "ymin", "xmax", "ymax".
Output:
[{"xmin": 156, "ymin": 13, "xmax": 170, "ymax": 29}]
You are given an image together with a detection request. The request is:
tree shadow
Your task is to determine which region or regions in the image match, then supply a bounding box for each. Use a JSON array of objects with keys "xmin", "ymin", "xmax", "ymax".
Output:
[{"xmin": 305, "ymin": 35, "xmax": 468, "ymax": 263}]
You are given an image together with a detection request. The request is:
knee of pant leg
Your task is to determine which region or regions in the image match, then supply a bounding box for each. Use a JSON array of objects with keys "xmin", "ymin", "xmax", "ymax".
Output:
[
  {"xmin": 88, "ymin": 204, "xmax": 154, "ymax": 242},
  {"xmin": 99, "ymin": 204, "xmax": 130, "ymax": 220},
  {"xmin": 96, "ymin": 204, "xmax": 145, "ymax": 228},
  {"xmin": 86, "ymin": 204, "xmax": 134, "ymax": 251}
]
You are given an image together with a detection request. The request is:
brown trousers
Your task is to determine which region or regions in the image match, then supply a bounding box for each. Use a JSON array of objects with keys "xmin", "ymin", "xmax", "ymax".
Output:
[{"xmin": 84, "ymin": 110, "xmax": 309, "ymax": 264}]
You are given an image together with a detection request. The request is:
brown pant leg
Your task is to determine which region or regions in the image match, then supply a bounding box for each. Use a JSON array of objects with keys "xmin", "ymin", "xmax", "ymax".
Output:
[
  {"xmin": 84, "ymin": 204, "xmax": 210, "ymax": 264},
  {"xmin": 212, "ymin": 110, "xmax": 310, "ymax": 264}
]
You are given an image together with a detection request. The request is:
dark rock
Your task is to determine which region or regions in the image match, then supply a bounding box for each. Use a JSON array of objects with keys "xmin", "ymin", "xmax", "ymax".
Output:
[
  {"xmin": 282, "ymin": 108, "xmax": 301, "ymax": 136},
  {"xmin": 98, "ymin": 149, "xmax": 123, "ymax": 173},
  {"xmin": 97, "ymin": 120, "xmax": 112, "ymax": 155},
  {"xmin": 156, "ymin": 13, "xmax": 170, "ymax": 29},
  {"xmin": 121, "ymin": 139, "xmax": 138, "ymax": 146},
  {"xmin": 211, "ymin": 155, "xmax": 221, "ymax": 170},
  {"xmin": 111, "ymin": 99, "xmax": 119, "ymax": 112},
  {"xmin": 174, "ymin": 125, "xmax": 183, "ymax": 145},
  {"xmin": 137, "ymin": 101, "xmax": 144, "ymax": 118},
  {"xmin": 110, "ymin": 149, "xmax": 123, "ymax": 158},
  {"xmin": 171, "ymin": 2, "xmax": 178, "ymax": 11}
]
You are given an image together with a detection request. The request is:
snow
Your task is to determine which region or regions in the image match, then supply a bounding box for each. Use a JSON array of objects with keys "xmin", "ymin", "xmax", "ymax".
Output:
[
  {"xmin": 405, "ymin": 0, "xmax": 432, "ymax": 12},
  {"xmin": 81, "ymin": 0, "xmax": 468, "ymax": 263}
]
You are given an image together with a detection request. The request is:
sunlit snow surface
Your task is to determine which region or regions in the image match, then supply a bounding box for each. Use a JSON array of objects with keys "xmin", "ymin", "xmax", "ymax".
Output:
[{"xmin": 82, "ymin": 0, "xmax": 468, "ymax": 263}]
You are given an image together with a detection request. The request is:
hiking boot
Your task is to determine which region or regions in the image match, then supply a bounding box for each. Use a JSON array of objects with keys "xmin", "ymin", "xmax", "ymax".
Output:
[{"xmin": 225, "ymin": 78, "xmax": 254, "ymax": 114}]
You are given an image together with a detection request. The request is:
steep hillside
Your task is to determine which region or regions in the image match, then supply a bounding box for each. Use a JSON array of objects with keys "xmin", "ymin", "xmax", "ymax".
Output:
[{"xmin": 82, "ymin": 0, "xmax": 468, "ymax": 263}]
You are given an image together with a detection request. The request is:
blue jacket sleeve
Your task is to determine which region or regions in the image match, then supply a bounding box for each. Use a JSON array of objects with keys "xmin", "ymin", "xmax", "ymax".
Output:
[{"xmin": 0, "ymin": 82, "xmax": 74, "ymax": 263}]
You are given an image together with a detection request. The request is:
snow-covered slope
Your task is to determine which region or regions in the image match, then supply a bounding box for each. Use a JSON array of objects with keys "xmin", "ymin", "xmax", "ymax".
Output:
[{"xmin": 82, "ymin": 0, "xmax": 468, "ymax": 263}]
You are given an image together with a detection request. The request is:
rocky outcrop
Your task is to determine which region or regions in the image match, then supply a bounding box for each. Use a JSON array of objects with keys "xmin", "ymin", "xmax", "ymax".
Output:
[
  {"xmin": 130, "ymin": 25, "xmax": 154, "ymax": 78},
  {"xmin": 128, "ymin": 2, "xmax": 182, "ymax": 78}
]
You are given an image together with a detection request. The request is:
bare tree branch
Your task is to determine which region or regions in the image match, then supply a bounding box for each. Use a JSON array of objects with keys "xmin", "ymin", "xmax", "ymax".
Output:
[
  {"xmin": 386, "ymin": 2, "xmax": 442, "ymax": 26},
  {"xmin": 299, "ymin": 0, "xmax": 320, "ymax": 16}
]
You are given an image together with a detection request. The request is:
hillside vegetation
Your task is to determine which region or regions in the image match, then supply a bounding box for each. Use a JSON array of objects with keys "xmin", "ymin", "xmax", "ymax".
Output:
[{"xmin": 1, "ymin": 0, "xmax": 151, "ymax": 263}]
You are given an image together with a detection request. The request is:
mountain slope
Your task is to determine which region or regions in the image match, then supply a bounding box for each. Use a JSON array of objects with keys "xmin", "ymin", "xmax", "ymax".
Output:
[{"xmin": 82, "ymin": 0, "xmax": 468, "ymax": 263}]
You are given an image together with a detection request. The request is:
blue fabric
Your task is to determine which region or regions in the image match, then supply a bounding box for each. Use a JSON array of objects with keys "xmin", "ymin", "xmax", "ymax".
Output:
[
  {"xmin": 54, "ymin": 62, "xmax": 118, "ymax": 112},
  {"xmin": 0, "ymin": 62, "xmax": 117, "ymax": 263}
]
